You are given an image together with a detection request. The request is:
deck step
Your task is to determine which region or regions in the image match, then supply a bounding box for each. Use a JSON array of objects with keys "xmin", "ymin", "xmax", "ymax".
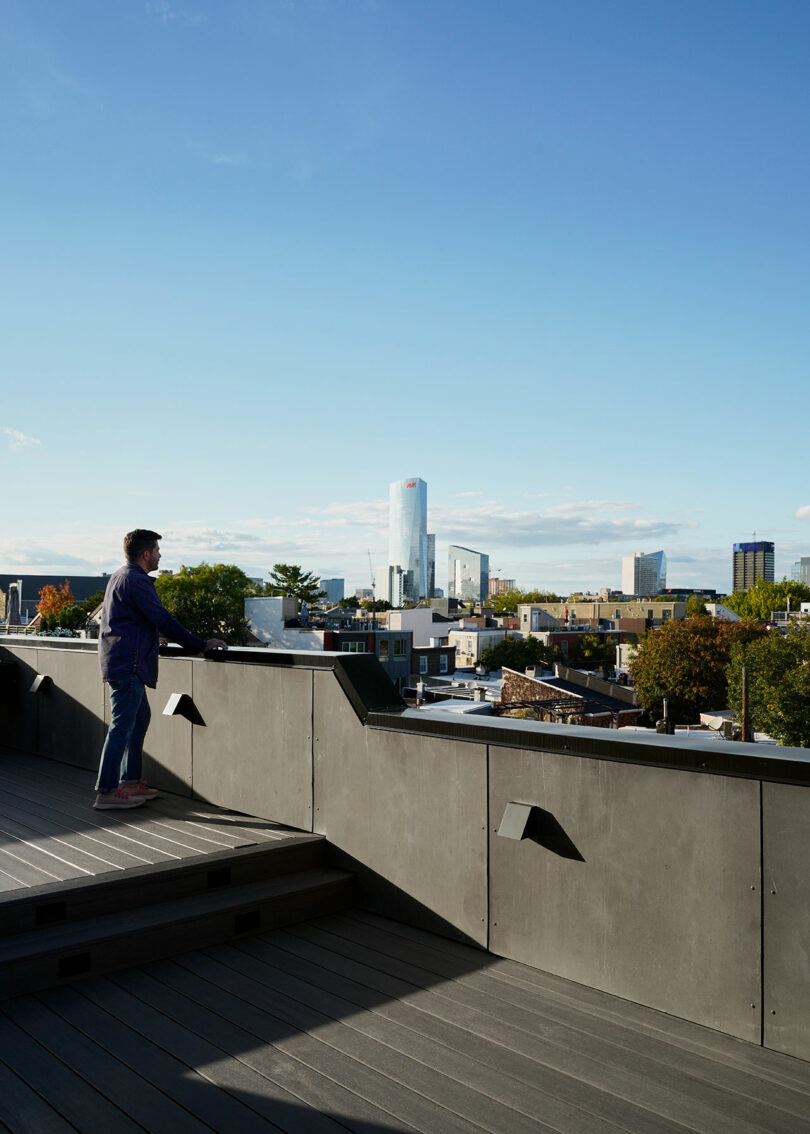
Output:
[
  {"xmin": 0, "ymin": 866, "xmax": 355, "ymax": 1001},
  {"xmin": 0, "ymin": 836, "xmax": 328, "ymax": 938}
]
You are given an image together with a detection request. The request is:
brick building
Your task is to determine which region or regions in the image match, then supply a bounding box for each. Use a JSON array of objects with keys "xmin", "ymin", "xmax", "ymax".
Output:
[{"xmin": 497, "ymin": 665, "xmax": 642, "ymax": 729}]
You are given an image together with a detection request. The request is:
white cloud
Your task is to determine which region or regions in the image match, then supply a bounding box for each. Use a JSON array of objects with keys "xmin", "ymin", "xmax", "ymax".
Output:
[
  {"xmin": 304, "ymin": 498, "xmax": 388, "ymax": 530},
  {"xmin": 428, "ymin": 499, "xmax": 686, "ymax": 549},
  {"xmin": 795, "ymin": 505, "xmax": 810, "ymax": 522},
  {"xmin": 454, "ymin": 491, "xmax": 484, "ymax": 498},
  {"xmin": 3, "ymin": 427, "xmax": 41, "ymax": 449},
  {"xmin": 543, "ymin": 499, "xmax": 638, "ymax": 519},
  {"xmin": 146, "ymin": 1, "xmax": 207, "ymax": 26}
]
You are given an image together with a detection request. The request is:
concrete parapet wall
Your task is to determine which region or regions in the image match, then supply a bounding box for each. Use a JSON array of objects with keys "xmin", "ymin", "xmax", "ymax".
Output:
[{"xmin": 1, "ymin": 638, "xmax": 808, "ymax": 1059}]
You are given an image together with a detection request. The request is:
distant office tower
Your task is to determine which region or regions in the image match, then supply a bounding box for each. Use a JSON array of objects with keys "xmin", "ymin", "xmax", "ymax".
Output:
[
  {"xmin": 488, "ymin": 577, "xmax": 516, "ymax": 595},
  {"xmin": 319, "ymin": 578, "xmax": 344, "ymax": 604},
  {"xmin": 733, "ymin": 541, "xmax": 775, "ymax": 592},
  {"xmin": 427, "ymin": 534, "xmax": 436, "ymax": 598},
  {"xmin": 621, "ymin": 552, "xmax": 660, "ymax": 597},
  {"xmin": 376, "ymin": 564, "xmax": 406, "ymax": 607},
  {"xmin": 792, "ymin": 557, "xmax": 810, "ymax": 586},
  {"xmin": 389, "ymin": 477, "xmax": 428, "ymax": 601},
  {"xmin": 647, "ymin": 550, "xmax": 667, "ymax": 592},
  {"xmin": 448, "ymin": 545, "xmax": 490, "ymax": 602}
]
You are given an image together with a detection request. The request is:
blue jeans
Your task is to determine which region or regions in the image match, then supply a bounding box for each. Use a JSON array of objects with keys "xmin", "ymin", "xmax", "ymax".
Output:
[{"xmin": 95, "ymin": 674, "xmax": 151, "ymax": 793}]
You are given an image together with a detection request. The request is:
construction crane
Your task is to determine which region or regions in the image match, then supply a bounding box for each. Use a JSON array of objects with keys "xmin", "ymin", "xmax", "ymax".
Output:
[{"xmin": 367, "ymin": 551, "xmax": 376, "ymax": 629}]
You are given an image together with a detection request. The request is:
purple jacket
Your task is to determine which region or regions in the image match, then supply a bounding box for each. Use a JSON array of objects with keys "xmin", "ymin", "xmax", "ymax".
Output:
[{"xmin": 98, "ymin": 562, "xmax": 206, "ymax": 687}]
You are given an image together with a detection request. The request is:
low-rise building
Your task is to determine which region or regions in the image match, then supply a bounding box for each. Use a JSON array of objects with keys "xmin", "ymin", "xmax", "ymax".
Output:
[
  {"xmin": 497, "ymin": 665, "xmax": 642, "ymax": 729},
  {"xmin": 411, "ymin": 643, "xmax": 456, "ymax": 679},
  {"xmin": 448, "ymin": 625, "xmax": 507, "ymax": 667},
  {"xmin": 322, "ymin": 629, "xmax": 412, "ymax": 689},
  {"xmin": 705, "ymin": 603, "xmax": 741, "ymax": 622},
  {"xmin": 518, "ymin": 601, "xmax": 686, "ymax": 635},
  {"xmin": 387, "ymin": 607, "xmax": 461, "ymax": 646}
]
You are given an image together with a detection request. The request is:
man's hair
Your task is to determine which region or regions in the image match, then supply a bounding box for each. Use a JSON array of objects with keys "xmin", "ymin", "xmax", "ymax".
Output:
[{"xmin": 124, "ymin": 529, "xmax": 162, "ymax": 561}]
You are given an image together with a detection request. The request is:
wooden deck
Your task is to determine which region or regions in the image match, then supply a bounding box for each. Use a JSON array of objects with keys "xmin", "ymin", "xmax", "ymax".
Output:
[
  {"xmin": 2, "ymin": 751, "xmax": 810, "ymax": 1132},
  {"xmin": 2, "ymin": 908, "xmax": 810, "ymax": 1133},
  {"xmin": 0, "ymin": 749, "xmax": 315, "ymax": 892}
]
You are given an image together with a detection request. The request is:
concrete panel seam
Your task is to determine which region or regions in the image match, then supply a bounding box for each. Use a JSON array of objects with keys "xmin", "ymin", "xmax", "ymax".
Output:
[{"xmin": 485, "ymin": 743, "xmax": 491, "ymax": 952}]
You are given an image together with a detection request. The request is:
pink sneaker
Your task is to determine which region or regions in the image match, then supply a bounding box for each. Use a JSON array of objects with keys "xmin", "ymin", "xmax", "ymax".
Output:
[
  {"xmin": 123, "ymin": 781, "xmax": 161, "ymax": 800},
  {"xmin": 94, "ymin": 786, "xmax": 147, "ymax": 810}
]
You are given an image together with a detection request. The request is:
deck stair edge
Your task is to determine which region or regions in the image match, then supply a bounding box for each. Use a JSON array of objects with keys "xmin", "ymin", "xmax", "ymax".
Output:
[
  {"xmin": 0, "ymin": 836, "xmax": 328, "ymax": 937},
  {"xmin": 0, "ymin": 851, "xmax": 356, "ymax": 1002}
]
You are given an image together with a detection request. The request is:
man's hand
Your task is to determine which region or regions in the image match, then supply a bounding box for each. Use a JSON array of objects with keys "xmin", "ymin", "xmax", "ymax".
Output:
[{"xmin": 204, "ymin": 639, "xmax": 228, "ymax": 652}]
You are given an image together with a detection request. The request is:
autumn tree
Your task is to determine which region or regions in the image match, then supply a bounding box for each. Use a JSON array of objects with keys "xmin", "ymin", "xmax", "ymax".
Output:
[
  {"xmin": 628, "ymin": 615, "xmax": 765, "ymax": 724},
  {"xmin": 155, "ymin": 563, "xmax": 262, "ymax": 645},
  {"xmin": 36, "ymin": 581, "xmax": 75, "ymax": 620},
  {"xmin": 727, "ymin": 623, "xmax": 810, "ymax": 747},
  {"xmin": 724, "ymin": 577, "xmax": 810, "ymax": 621},
  {"xmin": 265, "ymin": 564, "xmax": 325, "ymax": 605}
]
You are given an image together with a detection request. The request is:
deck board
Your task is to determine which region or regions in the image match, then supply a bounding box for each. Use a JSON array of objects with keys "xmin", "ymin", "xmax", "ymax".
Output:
[
  {"xmin": 151, "ymin": 955, "xmax": 559, "ymax": 1134},
  {"xmin": 2, "ymin": 909, "xmax": 810, "ymax": 1134},
  {"xmin": 310, "ymin": 916, "xmax": 810, "ymax": 1129},
  {"xmin": 230, "ymin": 930, "xmax": 690, "ymax": 1134},
  {"xmin": 0, "ymin": 750, "xmax": 316, "ymax": 894},
  {"xmin": 0, "ymin": 1059, "xmax": 76, "ymax": 1134},
  {"xmin": 173, "ymin": 946, "xmax": 631, "ymax": 1134},
  {"xmin": 2, "ymin": 996, "xmax": 212, "ymax": 1134}
]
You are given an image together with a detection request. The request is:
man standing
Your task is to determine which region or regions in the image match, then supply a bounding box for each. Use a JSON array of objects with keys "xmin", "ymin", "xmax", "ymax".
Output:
[{"xmin": 95, "ymin": 529, "xmax": 227, "ymax": 809}]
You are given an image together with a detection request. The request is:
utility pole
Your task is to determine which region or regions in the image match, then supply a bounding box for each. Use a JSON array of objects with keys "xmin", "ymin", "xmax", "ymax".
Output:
[{"xmin": 741, "ymin": 665, "xmax": 751, "ymax": 742}]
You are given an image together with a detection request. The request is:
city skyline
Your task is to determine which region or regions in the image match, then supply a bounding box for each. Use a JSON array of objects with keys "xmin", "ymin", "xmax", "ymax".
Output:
[{"xmin": 2, "ymin": 2, "xmax": 809, "ymax": 594}]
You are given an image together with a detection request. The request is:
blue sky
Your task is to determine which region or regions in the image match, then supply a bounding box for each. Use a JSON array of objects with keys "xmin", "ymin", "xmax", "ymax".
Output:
[{"xmin": 2, "ymin": 0, "xmax": 809, "ymax": 595}]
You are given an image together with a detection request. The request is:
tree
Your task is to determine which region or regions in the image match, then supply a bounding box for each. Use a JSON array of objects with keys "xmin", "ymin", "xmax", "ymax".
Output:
[
  {"xmin": 724, "ymin": 577, "xmax": 810, "ymax": 621},
  {"xmin": 628, "ymin": 615, "xmax": 765, "ymax": 724},
  {"xmin": 479, "ymin": 635, "xmax": 558, "ymax": 672},
  {"xmin": 155, "ymin": 563, "xmax": 262, "ymax": 645},
  {"xmin": 37, "ymin": 581, "xmax": 75, "ymax": 620},
  {"xmin": 686, "ymin": 594, "xmax": 707, "ymax": 617},
  {"xmin": 727, "ymin": 623, "xmax": 810, "ymax": 747},
  {"xmin": 489, "ymin": 588, "xmax": 561, "ymax": 614},
  {"xmin": 265, "ymin": 564, "xmax": 325, "ymax": 605},
  {"xmin": 78, "ymin": 590, "xmax": 106, "ymax": 617},
  {"xmin": 337, "ymin": 596, "xmax": 360, "ymax": 609},
  {"xmin": 360, "ymin": 598, "xmax": 392, "ymax": 613},
  {"xmin": 568, "ymin": 633, "xmax": 617, "ymax": 670}
]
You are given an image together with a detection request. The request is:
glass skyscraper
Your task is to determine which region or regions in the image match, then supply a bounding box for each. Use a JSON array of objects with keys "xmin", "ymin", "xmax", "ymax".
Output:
[
  {"xmin": 448, "ymin": 544, "xmax": 490, "ymax": 602},
  {"xmin": 792, "ymin": 557, "xmax": 810, "ymax": 586},
  {"xmin": 389, "ymin": 477, "xmax": 428, "ymax": 601}
]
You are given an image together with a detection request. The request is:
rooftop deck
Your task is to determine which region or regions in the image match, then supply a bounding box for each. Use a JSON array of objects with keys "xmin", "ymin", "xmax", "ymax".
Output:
[
  {"xmin": 3, "ymin": 906, "xmax": 810, "ymax": 1133},
  {"xmin": 1, "ymin": 751, "xmax": 810, "ymax": 1132}
]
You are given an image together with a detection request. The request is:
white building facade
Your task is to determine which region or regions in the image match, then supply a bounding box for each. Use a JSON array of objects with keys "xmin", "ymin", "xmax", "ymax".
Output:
[
  {"xmin": 621, "ymin": 552, "xmax": 663, "ymax": 597},
  {"xmin": 448, "ymin": 544, "xmax": 490, "ymax": 602},
  {"xmin": 376, "ymin": 564, "xmax": 406, "ymax": 608}
]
